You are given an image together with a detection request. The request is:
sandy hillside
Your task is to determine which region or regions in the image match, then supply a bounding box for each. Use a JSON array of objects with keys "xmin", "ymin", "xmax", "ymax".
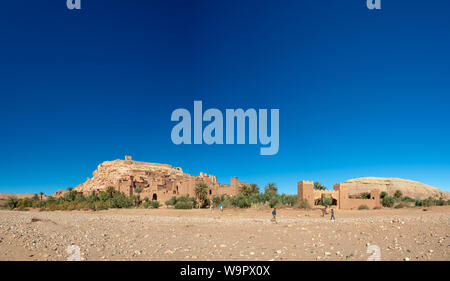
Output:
[{"xmin": 345, "ymin": 177, "xmax": 449, "ymax": 199}]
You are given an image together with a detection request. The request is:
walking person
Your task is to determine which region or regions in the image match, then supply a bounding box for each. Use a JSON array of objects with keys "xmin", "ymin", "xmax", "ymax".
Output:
[
  {"xmin": 219, "ymin": 203, "xmax": 223, "ymax": 214},
  {"xmin": 330, "ymin": 208, "xmax": 335, "ymax": 221},
  {"xmin": 271, "ymin": 207, "xmax": 277, "ymax": 222}
]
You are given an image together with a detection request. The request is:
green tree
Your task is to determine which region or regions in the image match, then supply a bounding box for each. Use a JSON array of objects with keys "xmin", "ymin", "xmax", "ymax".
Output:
[
  {"xmin": 194, "ymin": 182, "xmax": 209, "ymax": 208},
  {"xmin": 230, "ymin": 194, "xmax": 252, "ymax": 208},
  {"xmin": 212, "ymin": 195, "xmax": 225, "ymax": 207},
  {"xmin": 165, "ymin": 196, "xmax": 177, "ymax": 206},
  {"xmin": 249, "ymin": 183, "xmax": 260, "ymax": 194},
  {"xmin": 360, "ymin": 192, "xmax": 370, "ymax": 199},
  {"xmin": 314, "ymin": 182, "xmax": 326, "ymax": 190},
  {"xmin": 135, "ymin": 187, "xmax": 143, "ymax": 205},
  {"xmin": 6, "ymin": 196, "xmax": 19, "ymax": 210},
  {"xmin": 269, "ymin": 196, "xmax": 280, "ymax": 208},
  {"xmin": 32, "ymin": 194, "xmax": 39, "ymax": 202},
  {"xmin": 39, "ymin": 192, "xmax": 44, "ymax": 207},
  {"xmin": 321, "ymin": 197, "xmax": 333, "ymax": 206},
  {"xmin": 382, "ymin": 196, "xmax": 395, "ymax": 207},
  {"xmin": 380, "ymin": 191, "xmax": 388, "ymax": 199},
  {"xmin": 264, "ymin": 182, "xmax": 278, "ymax": 193},
  {"xmin": 280, "ymin": 194, "xmax": 298, "ymax": 206},
  {"xmin": 106, "ymin": 186, "xmax": 115, "ymax": 199},
  {"xmin": 394, "ymin": 190, "xmax": 403, "ymax": 199},
  {"xmin": 65, "ymin": 188, "xmax": 76, "ymax": 202},
  {"xmin": 239, "ymin": 184, "xmax": 259, "ymax": 196}
]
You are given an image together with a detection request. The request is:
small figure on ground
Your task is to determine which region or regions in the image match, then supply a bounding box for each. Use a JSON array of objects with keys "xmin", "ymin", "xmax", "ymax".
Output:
[
  {"xmin": 321, "ymin": 205, "xmax": 329, "ymax": 217},
  {"xmin": 271, "ymin": 207, "xmax": 277, "ymax": 222},
  {"xmin": 330, "ymin": 208, "xmax": 335, "ymax": 221},
  {"xmin": 219, "ymin": 204, "xmax": 223, "ymax": 214}
]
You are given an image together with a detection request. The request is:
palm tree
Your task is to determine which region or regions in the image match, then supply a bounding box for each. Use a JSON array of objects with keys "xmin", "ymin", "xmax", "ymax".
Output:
[
  {"xmin": 314, "ymin": 182, "xmax": 326, "ymax": 190},
  {"xmin": 264, "ymin": 182, "xmax": 278, "ymax": 193},
  {"xmin": 65, "ymin": 188, "xmax": 75, "ymax": 201},
  {"xmin": 194, "ymin": 183, "xmax": 208, "ymax": 208},
  {"xmin": 249, "ymin": 183, "xmax": 260, "ymax": 195},
  {"xmin": 39, "ymin": 192, "xmax": 44, "ymax": 207},
  {"xmin": 106, "ymin": 186, "xmax": 115, "ymax": 198},
  {"xmin": 135, "ymin": 187, "xmax": 143, "ymax": 205},
  {"xmin": 240, "ymin": 184, "xmax": 260, "ymax": 196},
  {"xmin": 239, "ymin": 185, "xmax": 249, "ymax": 196}
]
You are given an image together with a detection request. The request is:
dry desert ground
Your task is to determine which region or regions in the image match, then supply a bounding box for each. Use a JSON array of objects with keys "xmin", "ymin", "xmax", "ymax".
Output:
[{"xmin": 0, "ymin": 206, "xmax": 448, "ymax": 261}]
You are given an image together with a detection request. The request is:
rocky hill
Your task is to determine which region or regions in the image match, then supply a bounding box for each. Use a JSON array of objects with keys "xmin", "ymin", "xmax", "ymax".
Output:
[
  {"xmin": 345, "ymin": 177, "xmax": 449, "ymax": 199},
  {"xmin": 50, "ymin": 157, "xmax": 238, "ymax": 203},
  {"xmin": 54, "ymin": 159, "xmax": 188, "ymax": 196}
]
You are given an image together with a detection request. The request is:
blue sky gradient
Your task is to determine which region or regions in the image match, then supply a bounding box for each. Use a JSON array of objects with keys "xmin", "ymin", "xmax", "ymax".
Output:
[{"xmin": 1, "ymin": 0, "xmax": 449, "ymax": 195}]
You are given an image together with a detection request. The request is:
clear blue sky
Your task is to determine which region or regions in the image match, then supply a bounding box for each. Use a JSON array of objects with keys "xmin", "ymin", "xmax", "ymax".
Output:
[{"xmin": 1, "ymin": 1, "xmax": 449, "ymax": 195}]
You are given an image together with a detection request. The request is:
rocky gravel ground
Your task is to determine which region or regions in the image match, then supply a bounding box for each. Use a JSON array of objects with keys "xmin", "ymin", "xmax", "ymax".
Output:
[{"xmin": 0, "ymin": 207, "xmax": 448, "ymax": 261}]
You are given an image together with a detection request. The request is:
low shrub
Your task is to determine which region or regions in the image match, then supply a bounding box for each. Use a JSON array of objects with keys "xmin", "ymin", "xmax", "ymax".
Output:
[
  {"xmin": 382, "ymin": 196, "xmax": 395, "ymax": 208},
  {"xmin": 280, "ymin": 194, "xmax": 298, "ymax": 207},
  {"xmin": 394, "ymin": 203, "xmax": 406, "ymax": 208},
  {"xmin": 229, "ymin": 195, "xmax": 252, "ymax": 208},
  {"xmin": 165, "ymin": 196, "xmax": 177, "ymax": 206},
  {"xmin": 435, "ymin": 199, "xmax": 446, "ymax": 206},
  {"xmin": 421, "ymin": 198, "xmax": 436, "ymax": 207},
  {"xmin": 320, "ymin": 197, "xmax": 333, "ymax": 207},
  {"xmin": 295, "ymin": 199, "xmax": 311, "ymax": 209},
  {"xmin": 401, "ymin": 196, "xmax": 415, "ymax": 203},
  {"xmin": 6, "ymin": 197, "xmax": 19, "ymax": 210},
  {"xmin": 358, "ymin": 204, "xmax": 369, "ymax": 210},
  {"xmin": 394, "ymin": 190, "xmax": 403, "ymax": 199},
  {"xmin": 212, "ymin": 195, "xmax": 225, "ymax": 207},
  {"xmin": 268, "ymin": 196, "xmax": 280, "ymax": 208},
  {"xmin": 94, "ymin": 201, "xmax": 109, "ymax": 210},
  {"xmin": 174, "ymin": 201, "xmax": 194, "ymax": 209},
  {"xmin": 109, "ymin": 193, "xmax": 133, "ymax": 208},
  {"xmin": 360, "ymin": 192, "xmax": 371, "ymax": 199},
  {"xmin": 144, "ymin": 200, "xmax": 160, "ymax": 209}
]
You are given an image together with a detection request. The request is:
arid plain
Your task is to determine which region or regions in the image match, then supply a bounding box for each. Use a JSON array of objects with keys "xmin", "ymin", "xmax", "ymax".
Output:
[{"xmin": 0, "ymin": 206, "xmax": 448, "ymax": 261}]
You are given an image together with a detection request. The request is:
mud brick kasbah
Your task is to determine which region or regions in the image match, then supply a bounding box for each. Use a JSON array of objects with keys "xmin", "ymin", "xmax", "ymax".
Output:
[
  {"xmin": 55, "ymin": 155, "xmax": 438, "ymax": 210},
  {"xmin": 52, "ymin": 156, "xmax": 246, "ymax": 203},
  {"xmin": 297, "ymin": 181, "xmax": 381, "ymax": 210}
]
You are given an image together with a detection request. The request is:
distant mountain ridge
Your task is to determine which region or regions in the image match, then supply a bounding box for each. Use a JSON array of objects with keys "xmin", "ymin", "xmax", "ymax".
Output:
[{"xmin": 0, "ymin": 193, "xmax": 47, "ymax": 201}]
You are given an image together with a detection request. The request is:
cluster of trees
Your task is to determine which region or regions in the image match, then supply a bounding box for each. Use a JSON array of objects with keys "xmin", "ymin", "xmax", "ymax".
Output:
[
  {"xmin": 221, "ymin": 182, "xmax": 300, "ymax": 209},
  {"xmin": 380, "ymin": 190, "xmax": 450, "ymax": 208},
  {"xmin": 1, "ymin": 187, "xmax": 160, "ymax": 211},
  {"xmin": 4, "ymin": 183, "xmax": 448, "ymax": 212},
  {"xmin": 164, "ymin": 182, "xmax": 306, "ymax": 209}
]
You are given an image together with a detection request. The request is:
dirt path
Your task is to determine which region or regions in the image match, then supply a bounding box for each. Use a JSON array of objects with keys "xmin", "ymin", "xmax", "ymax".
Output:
[{"xmin": 0, "ymin": 206, "xmax": 448, "ymax": 261}]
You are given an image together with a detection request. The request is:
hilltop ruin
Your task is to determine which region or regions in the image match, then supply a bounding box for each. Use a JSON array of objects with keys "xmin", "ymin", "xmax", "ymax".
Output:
[{"xmin": 53, "ymin": 156, "xmax": 243, "ymax": 202}]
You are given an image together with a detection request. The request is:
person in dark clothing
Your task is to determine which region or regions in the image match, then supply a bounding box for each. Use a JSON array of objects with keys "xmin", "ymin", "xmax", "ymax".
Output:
[
  {"xmin": 330, "ymin": 208, "xmax": 335, "ymax": 220},
  {"xmin": 271, "ymin": 207, "xmax": 277, "ymax": 222}
]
